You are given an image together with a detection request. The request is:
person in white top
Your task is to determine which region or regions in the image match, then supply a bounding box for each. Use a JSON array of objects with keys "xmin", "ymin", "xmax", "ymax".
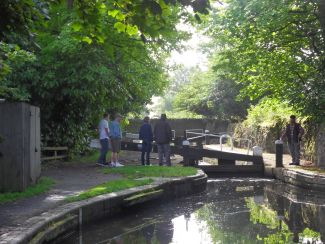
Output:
[{"xmin": 97, "ymin": 113, "xmax": 110, "ymax": 165}]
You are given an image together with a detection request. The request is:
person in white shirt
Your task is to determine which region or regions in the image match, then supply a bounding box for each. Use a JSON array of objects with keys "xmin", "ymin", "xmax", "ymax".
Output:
[{"xmin": 97, "ymin": 113, "xmax": 110, "ymax": 165}]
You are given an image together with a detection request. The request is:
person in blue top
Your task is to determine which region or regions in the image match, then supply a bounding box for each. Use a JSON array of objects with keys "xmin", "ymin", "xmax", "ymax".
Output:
[
  {"xmin": 109, "ymin": 114, "xmax": 124, "ymax": 167},
  {"xmin": 139, "ymin": 116, "xmax": 153, "ymax": 165}
]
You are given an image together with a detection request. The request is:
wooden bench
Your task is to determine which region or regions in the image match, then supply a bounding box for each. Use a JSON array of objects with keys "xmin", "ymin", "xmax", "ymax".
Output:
[{"xmin": 41, "ymin": 146, "xmax": 68, "ymax": 161}]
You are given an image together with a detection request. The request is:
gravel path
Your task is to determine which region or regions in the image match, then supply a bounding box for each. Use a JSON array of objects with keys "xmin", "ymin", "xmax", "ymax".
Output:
[
  {"xmin": 0, "ymin": 151, "xmax": 182, "ymax": 236},
  {"xmin": 0, "ymin": 162, "xmax": 120, "ymax": 235}
]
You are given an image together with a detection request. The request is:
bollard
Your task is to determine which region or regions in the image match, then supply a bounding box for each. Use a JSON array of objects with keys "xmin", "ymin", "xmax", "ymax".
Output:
[
  {"xmin": 205, "ymin": 130, "xmax": 210, "ymax": 145},
  {"xmin": 183, "ymin": 130, "xmax": 187, "ymax": 140},
  {"xmin": 275, "ymin": 139, "xmax": 284, "ymax": 167},
  {"xmin": 182, "ymin": 140, "xmax": 190, "ymax": 166}
]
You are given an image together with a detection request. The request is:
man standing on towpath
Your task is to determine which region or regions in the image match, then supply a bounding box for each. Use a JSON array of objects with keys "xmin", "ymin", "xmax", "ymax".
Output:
[
  {"xmin": 154, "ymin": 114, "xmax": 173, "ymax": 166},
  {"xmin": 109, "ymin": 114, "xmax": 124, "ymax": 167},
  {"xmin": 97, "ymin": 113, "xmax": 110, "ymax": 166},
  {"xmin": 139, "ymin": 116, "xmax": 153, "ymax": 166},
  {"xmin": 281, "ymin": 115, "xmax": 305, "ymax": 166}
]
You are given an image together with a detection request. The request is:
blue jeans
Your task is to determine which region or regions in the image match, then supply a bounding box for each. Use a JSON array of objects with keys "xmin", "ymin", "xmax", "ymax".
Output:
[
  {"xmin": 98, "ymin": 138, "xmax": 109, "ymax": 164},
  {"xmin": 141, "ymin": 141, "xmax": 152, "ymax": 165}
]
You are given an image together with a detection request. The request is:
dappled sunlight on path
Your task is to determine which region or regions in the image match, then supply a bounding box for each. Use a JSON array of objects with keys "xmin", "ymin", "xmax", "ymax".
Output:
[{"xmin": 0, "ymin": 163, "xmax": 121, "ymax": 236}]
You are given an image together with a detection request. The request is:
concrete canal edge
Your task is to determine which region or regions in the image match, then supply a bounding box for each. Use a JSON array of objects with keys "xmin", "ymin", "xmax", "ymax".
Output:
[
  {"xmin": 0, "ymin": 170, "xmax": 207, "ymax": 244},
  {"xmin": 270, "ymin": 167, "xmax": 325, "ymax": 191}
]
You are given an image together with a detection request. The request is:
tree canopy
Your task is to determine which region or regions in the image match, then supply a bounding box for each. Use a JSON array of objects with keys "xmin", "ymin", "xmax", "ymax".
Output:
[
  {"xmin": 2, "ymin": 0, "xmax": 325, "ymax": 151},
  {"xmin": 206, "ymin": 0, "xmax": 325, "ymax": 120},
  {"xmin": 0, "ymin": 0, "xmax": 210, "ymax": 152}
]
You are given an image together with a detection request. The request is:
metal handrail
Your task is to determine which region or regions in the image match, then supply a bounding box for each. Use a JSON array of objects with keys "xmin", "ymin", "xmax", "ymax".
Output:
[
  {"xmin": 187, "ymin": 135, "xmax": 205, "ymax": 141},
  {"xmin": 186, "ymin": 129, "xmax": 204, "ymax": 133},
  {"xmin": 233, "ymin": 138, "xmax": 252, "ymax": 154},
  {"xmin": 185, "ymin": 131, "xmax": 235, "ymax": 150},
  {"xmin": 185, "ymin": 129, "xmax": 204, "ymax": 139},
  {"xmin": 220, "ymin": 134, "xmax": 234, "ymax": 151}
]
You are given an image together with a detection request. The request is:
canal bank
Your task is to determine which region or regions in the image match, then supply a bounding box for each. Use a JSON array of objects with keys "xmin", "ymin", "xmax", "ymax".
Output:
[
  {"xmin": 271, "ymin": 167, "xmax": 325, "ymax": 192},
  {"xmin": 0, "ymin": 168, "xmax": 207, "ymax": 244},
  {"xmin": 58, "ymin": 178, "xmax": 325, "ymax": 243},
  {"xmin": 2, "ymin": 148, "xmax": 325, "ymax": 243},
  {"xmin": 263, "ymin": 149, "xmax": 325, "ymax": 192}
]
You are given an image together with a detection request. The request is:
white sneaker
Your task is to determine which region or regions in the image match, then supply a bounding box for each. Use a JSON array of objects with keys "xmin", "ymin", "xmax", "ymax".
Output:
[
  {"xmin": 109, "ymin": 162, "xmax": 116, "ymax": 168},
  {"xmin": 115, "ymin": 162, "xmax": 124, "ymax": 167}
]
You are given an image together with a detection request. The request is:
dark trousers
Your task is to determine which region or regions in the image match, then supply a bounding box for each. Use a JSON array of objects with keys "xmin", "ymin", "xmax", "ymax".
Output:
[
  {"xmin": 98, "ymin": 138, "xmax": 109, "ymax": 164},
  {"xmin": 157, "ymin": 143, "xmax": 171, "ymax": 166},
  {"xmin": 288, "ymin": 142, "xmax": 300, "ymax": 164},
  {"xmin": 141, "ymin": 141, "xmax": 152, "ymax": 165}
]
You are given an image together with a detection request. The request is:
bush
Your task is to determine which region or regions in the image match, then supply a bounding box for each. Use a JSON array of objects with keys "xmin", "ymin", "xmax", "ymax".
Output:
[{"xmin": 234, "ymin": 98, "xmax": 299, "ymax": 152}]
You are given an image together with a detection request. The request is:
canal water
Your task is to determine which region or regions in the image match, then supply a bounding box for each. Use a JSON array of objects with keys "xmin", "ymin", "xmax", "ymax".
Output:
[{"xmin": 58, "ymin": 179, "xmax": 325, "ymax": 244}]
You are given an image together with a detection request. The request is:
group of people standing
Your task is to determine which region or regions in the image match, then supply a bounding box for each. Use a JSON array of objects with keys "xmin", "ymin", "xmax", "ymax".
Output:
[
  {"xmin": 97, "ymin": 113, "xmax": 124, "ymax": 167},
  {"xmin": 139, "ymin": 113, "xmax": 173, "ymax": 166},
  {"xmin": 98, "ymin": 113, "xmax": 304, "ymax": 167},
  {"xmin": 97, "ymin": 113, "xmax": 173, "ymax": 167}
]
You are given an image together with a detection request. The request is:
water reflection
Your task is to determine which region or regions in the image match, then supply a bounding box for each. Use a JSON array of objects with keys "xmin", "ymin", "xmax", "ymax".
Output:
[
  {"xmin": 58, "ymin": 179, "xmax": 325, "ymax": 244},
  {"xmin": 263, "ymin": 181, "xmax": 325, "ymax": 243}
]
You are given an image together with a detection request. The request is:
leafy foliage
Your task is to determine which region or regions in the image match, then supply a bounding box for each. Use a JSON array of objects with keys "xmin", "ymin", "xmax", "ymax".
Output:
[
  {"xmin": 70, "ymin": 0, "xmax": 210, "ymax": 46},
  {"xmin": 151, "ymin": 65, "xmax": 204, "ymax": 118},
  {"xmin": 0, "ymin": 42, "xmax": 35, "ymax": 99},
  {"xmin": 0, "ymin": 0, "xmax": 48, "ymax": 45},
  {"xmin": 173, "ymin": 70, "xmax": 213, "ymax": 116},
  {"xmin": 207, "ymin": 0, "xmax": 325, "ymax": 120},
  {"xmin": 173, "ymin": 69, "xmax": 250, "ymax": 120},
  {"xmin": 242, "ymin": 98, "xmax": 297, "ymax": 129},
  {"xmin": 234, "ymin": 98, "xmax": 298, "ymax": 151},
  {"xmin": 4, "ymin": 4, "xmax": 174, "ymax": 152},
  {"xmin": 1, "ymin": 0, "xmax": 212, "ymax": 152},
  {"xmin": 0, "ymin": 0, "xmax": 49, "ymax": 82}
]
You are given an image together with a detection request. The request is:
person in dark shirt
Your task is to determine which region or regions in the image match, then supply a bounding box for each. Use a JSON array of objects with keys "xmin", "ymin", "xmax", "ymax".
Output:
[
  {"xmin": 154, "ymin": 114, "xmax": 173, "ymax": 166},
  {"xmin": 281, "ymin": 115, "xmax": 305, "ymax": 165},
  {"xmin": 139, "ymin": 116, "xmax": 153, "ymax": 166}
]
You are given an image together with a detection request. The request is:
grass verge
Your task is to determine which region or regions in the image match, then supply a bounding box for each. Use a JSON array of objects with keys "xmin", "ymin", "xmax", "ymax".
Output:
[
  {"xmin": 72, "ymin": 150, "xmax": 102, "ymax": 164},
  {"xmin": 0, "ymin": 177, "xmax": 55, "ymax": 204},
  {"xmin": 66, "ymin": 178, "xmax": 154, "ymax": 202},
  {"xmin": 73, "ymin": 150, "xmax": 125, "ymax": 164},
  {"xmin": 66, "ymin": 166, "xmax": 197, "ymax": 202},
  {"xmin": 102, "ymin": 166, "xmax": 198, "ymax": 179}
]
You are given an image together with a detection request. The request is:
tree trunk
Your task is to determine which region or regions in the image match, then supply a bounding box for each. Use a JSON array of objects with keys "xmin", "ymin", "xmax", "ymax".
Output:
[
  {"xmin": 318, "ymin": 0, "xmax": 325, "ymax": 75},
  {"xmin": 67, "ymin": 0, "xmax": 74, "ymax": 9},
  {"xmin": 316, "ymin": 123, "xmax": 325, "ymax": 168},
  {"xmin": 319, "ymin": 0, "xmax": 325, "ymax": 36}
]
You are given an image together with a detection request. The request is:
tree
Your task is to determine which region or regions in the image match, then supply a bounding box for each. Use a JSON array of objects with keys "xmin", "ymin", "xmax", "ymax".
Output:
[
  {"xmin": 173, "ymin": 70, "xmax": 214, "ymax": 116},
  {"xmin": 3, "ymin": 4, "xmax": 172, "ymax": 152},
  {"xmin": 1, "ymin": 0, "xmax": 211, "ymax": 91},
  {"xmin": 1, "ymin": 0, "xmax": 211, "ymax": 152},
  {"xmin": 58, "ymin": 0, "xmax": 211, "ymax": 51},
  {"xmin": 0, "ymin": 0, "xmax": 48, "ymax": 82},
  {"xmin": 319, "ymin": 0, "xmax": 325, "ymax": 37},
  {"xmin": 0, "ymin": 0, "xmax": 48, "ymax": 44},
  {"xmin": 173, "ymin": 68, "xmax": 250, "ymax": 120},
  {"xmin": 206, "ymin": 0, "xmax": 325, "ymax": 120},
  {"xmin": 150, "ymin": 65, "xmax": 203, "ymax": 117}
]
